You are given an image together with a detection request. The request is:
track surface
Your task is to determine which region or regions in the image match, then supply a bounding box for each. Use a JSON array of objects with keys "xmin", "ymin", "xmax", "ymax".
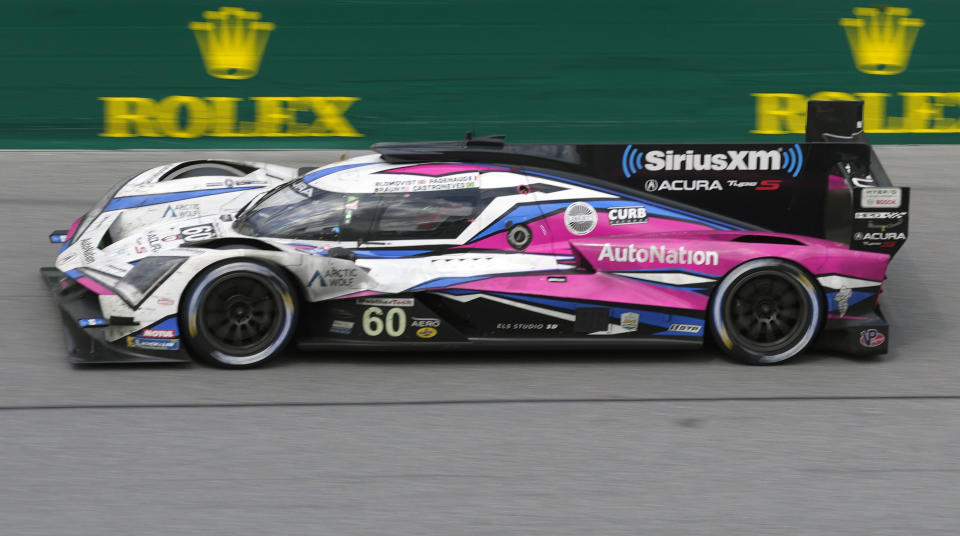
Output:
[{"xmin": 1, "ymin": 147, "xmax": 958, "ymax": 534}]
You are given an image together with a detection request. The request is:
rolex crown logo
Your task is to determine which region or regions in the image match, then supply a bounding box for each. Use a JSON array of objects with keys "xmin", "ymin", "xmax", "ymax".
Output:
[
  {"xmin": 190, "ymin": 7, "xmax": 275, "ymax": 80},
  {"xmin": 839, "ymin": 6, "xmax": 923, "ymax": 75}
]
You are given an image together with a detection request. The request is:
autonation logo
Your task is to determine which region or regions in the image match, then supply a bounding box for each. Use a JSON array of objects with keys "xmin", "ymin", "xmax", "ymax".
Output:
[{"xmin": 621, "ymin": 144, "xmax": 804, "ymax": 178}]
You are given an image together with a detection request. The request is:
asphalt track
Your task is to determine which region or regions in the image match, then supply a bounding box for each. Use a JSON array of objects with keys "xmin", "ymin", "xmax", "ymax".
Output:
[{"xmin": 1, "ymin": 147, "xmax": 958, "ymax": 535}]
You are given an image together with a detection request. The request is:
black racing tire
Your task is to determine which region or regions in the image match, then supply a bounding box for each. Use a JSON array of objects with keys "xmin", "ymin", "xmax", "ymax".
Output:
[
  {"xmin": 181, "ymin": 261, "xmax": 298, "ymax": 368},
  {"xmin": 709, "ymin": 259, "xmax": 823, "ymax": 365}
]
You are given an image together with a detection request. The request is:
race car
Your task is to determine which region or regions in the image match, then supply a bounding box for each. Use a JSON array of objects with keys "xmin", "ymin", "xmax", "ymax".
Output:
[{"xmin": 42, "ymin": 100, "xmax": 908, "ymax": 367}]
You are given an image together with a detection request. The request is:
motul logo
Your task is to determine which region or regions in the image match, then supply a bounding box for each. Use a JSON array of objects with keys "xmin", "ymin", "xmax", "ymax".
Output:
[{"xmin": 142, "ymin": 329, "xmax": 176, "ymax": 338}]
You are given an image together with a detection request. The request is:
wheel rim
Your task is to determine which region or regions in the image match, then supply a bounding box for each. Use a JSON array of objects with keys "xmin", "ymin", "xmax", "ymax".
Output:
[
  {"xmin": 722, "ymin": 269, "xmax": 810, "ymax": 353},
  {"xmin": 197, "ymin": 273, "xmax": 284, "ymax": 357}
]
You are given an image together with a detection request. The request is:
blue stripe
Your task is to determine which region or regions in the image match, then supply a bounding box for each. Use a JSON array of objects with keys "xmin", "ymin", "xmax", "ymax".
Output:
[
  {"xmin": 470, "ymin": 202, "xmax": 566, "ymax": 241},
  {"xmin": 354, "ymin": 249, "xmax": 433, "ymax": 259},
  {"xmin": 409, "ymin": 275, "xmax": 490, "ymax": 291},
  {"xmin": 490, "ymin": 292, "xmax": 702, "ymax": 330},
  {"xmin": 304, "ymin": 163, "xmax": 376, "ymax": 183},
  {"xmin": 143, "ymin": 316, "xmax": 180, "ymax": 337},
  {"xmin": 105, "ymin": 186, "xmax": 261, "ymax": 211},
  {"xmin": 652, "ymin": 329, "xmax": 703, "ymax": 337},
  {"xmin": 434, "ymin": 289, "xmax": 478, "ymax": 296},
  {"xmin": 614, "ymin": 268, "xmax": 720, "ymax": 278},
  {"xmin": 470, "ymin": 197, "xmax": 741, "ymax": 243},
  {"xmin": 521, "ymin": 170, "xmax": 742, "ymax": 231},
  {"xmin": 610, "ymin": 276, "xmax": 709, "ymax": 293}
]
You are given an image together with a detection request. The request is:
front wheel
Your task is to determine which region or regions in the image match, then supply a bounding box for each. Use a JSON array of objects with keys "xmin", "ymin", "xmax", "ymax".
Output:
[
  {"xmin": 710, "ymin": 259, "xmax": 822, "ymax": 365},
  {"xmin": 182, "ymin": 261, "xmax": 298, "ymax": 368}
]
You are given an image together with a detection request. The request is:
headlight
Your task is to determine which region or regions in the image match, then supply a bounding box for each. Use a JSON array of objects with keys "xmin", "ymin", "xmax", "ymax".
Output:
[{"xmin": 114, "ymin": 256, "xmax": 187, "ymax": 309}]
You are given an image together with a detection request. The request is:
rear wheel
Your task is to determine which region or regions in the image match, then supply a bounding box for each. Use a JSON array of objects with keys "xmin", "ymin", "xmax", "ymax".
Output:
[
  {"xmin": 182, "ymin": 261, "xmax": 298, "ymax": 368},
  {"xmin": 710, "ymin": 259, "xmax": 822, "ymax": 365}
]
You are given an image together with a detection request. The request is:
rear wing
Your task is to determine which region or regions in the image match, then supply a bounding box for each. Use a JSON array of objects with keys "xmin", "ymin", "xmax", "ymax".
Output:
[{"xmin": 373, "ymin": 100, "xmax": 908, "ymax": 255}]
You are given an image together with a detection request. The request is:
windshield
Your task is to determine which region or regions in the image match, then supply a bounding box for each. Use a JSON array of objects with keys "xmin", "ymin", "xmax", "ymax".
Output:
[
  {"xmin": 234, "ymin": 179, "xmax": 487, "ymax": 242},
  {"xmin": 234, "ymin": 180, "xmax": 345, "ymax": 240},
  {"xmin": 70, "ymin": 174, "xmax": 137, "ymax": 246}
]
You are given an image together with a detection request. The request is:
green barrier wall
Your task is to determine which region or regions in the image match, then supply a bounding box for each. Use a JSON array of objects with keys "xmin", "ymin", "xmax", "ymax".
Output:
[{"xmin": 1, "ymin": 1, "xmax": 958, "ymax": 148}]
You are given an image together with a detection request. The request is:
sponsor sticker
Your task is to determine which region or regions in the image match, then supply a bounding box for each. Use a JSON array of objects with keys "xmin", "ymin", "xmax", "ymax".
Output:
[
  {"xmin": 645, "ymin": 179, "xmax": 723, "ymax": 192},
  {"xmin": 854, "ymin": 232, "xmax": 906, "ymax": 241},
  {"xmin": 162, "ymin": 203, "xmax": 200, "ymax": 219},
  {"xmin": 833, "ymin": 287, "xmax": 852, "ymax": 317},
  {"xmin": 357, "ymin": 297, "xmax": 414, "ymax": 307},
  {"xmin": 668, "ymin": 323, "xmax": 702, "ymax": 334},
  {"xmin": 80, "ymin": 238, "xmax": 96, "ymax": 264},
  {"xmin": 126, "ymin": 336, "xmax": 180, "ymax": 351},
  {"xmin": 142, "ymin": 329, "xmax": 176, "ymax": 338},
  {"xmin": 620, "ymin": 312, "xmax": 639, "ymax": 331},
  {"xmin": 308, "ymin": 267, "xmax": 359, "ymax": 288},
  {"xmin": 416, "ymin": 327, "xmax": 438, "ymax": 338},
  {"xmin": 180, "ymin": 223, "xmax": 218, "ymax": 242},
  {"xmin": 410, "ymin": 317, "xmax": 441, "ymax": 328},
  {"xmin": 861, "ymin": 188, "xmax": 902, "ymax": 209},
  {"xmin": 859, "ymin": 328, "xmax": 886, "ymax": 348},
  {"xmin": 608, "ymin": 206, "xmax": 648, "ymax": 226},
  {"xmin": 854, "ymin": 211, "xmax": 906, "ymax": 220},
  {"xmin": 329, "ymin": 319, "xmax": 354, "ymax": 335},
  {"xmin": 495, "ymin": 323, "xmax": 559, "ymax": 331},
  {"xmin": 373, "ymin": 173, "xmax": 479, "ymax": 194},
  {"xmin": 156, "ymin": 297, "xmax": 175, "ymax": 306},
  {"xmin": 598, "ymin": 243, "xmax": 719, "ymax": 266},
  {"xmin": 564, "ymin": 202, "xmax": 598, "ymax": 235}
]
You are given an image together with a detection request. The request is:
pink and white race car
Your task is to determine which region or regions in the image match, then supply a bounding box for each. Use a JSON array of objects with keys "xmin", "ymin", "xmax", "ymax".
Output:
[{"xmin": 43, "ymin": 101, "xmax": 907, "ymax": 367}]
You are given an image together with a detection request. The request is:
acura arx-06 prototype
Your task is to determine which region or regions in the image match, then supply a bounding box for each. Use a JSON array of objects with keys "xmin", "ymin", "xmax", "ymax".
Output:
[{"xmin": 43, "ymin": 101, "xmax": 908, "ymax": 367}]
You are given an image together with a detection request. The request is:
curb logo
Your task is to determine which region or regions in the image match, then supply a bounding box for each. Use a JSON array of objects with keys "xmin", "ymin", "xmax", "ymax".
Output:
[
  {"xmin": 190, "ymin": 7, "xmax": 275, "ymax": 80},
  {"xmin": 840, "ymin": 7, "xmax": 924, "ymax": 75}
]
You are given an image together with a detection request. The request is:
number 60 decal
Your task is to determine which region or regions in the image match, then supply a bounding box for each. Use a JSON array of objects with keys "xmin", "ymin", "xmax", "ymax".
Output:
[{"xmin": 362, "ymin": 307, "xmax": 406, "ymax": 337}]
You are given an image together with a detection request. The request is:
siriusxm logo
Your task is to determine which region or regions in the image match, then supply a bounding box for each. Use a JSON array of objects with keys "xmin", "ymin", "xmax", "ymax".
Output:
[{"xmin": 621, "ymin": 144, "xmax": 804, "ymax": 178}]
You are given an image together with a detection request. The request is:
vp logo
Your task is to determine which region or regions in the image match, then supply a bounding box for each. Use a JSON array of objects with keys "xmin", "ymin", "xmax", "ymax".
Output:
[
  {"xmin": 621, "ymin": 145, "xmax": 644, "ymax": 178},
  {"xmin": 859, "ymin": 328, "xmax": 886, "ymax": 348}
]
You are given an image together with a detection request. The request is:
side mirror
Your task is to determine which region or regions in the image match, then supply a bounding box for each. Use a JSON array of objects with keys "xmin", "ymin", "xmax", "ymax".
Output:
[
  {"xmin": 49, "ymin": 230, "xmax": 70, "ymax": 243},
  {"xmin": 327, "ymin": 247, "xmax": 357, "ymax": 262}
]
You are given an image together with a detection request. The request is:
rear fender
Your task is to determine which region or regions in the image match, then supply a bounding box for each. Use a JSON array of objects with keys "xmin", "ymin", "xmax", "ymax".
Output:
[{"xmin": 569, "ymin": 234, "xmax": 827, "ymax": 281}]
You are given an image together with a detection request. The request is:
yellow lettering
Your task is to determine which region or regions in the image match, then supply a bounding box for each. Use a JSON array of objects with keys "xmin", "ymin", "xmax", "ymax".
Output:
[
  {"xmin": 750, "ymin": 93, "xmax": 806, "ymax": 134},
  {"xmin": 157, "ymin": 96, "xmax": 209, "ymax": 138},
  {"xmin": 853, "ymin": 93, "xmax": 893, "ymax": 132},
  {"xmin": 207, "ymin": 97, "xmax": 243, "ymax": 136},
  {"xmin": 99, "ymin": 95, "xmax": 362, "ymax": 138},
  {"xmin": 99, "ymin": 97, "xmax": 158, "ymax": 137},
  {"xmin": 284, "ymin": 98, "xmax": 313, "ymax": 136},
  {"xmin": 307, "ymin": 97, "xmax": 363, "ymax": 137},
  {"xmin": 251, "ymin": 97, "xmax": 295, "ymax": 136},
  {"xmin": 900, "ymin": 92, "xmax": 954, "ymax": 132}
]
